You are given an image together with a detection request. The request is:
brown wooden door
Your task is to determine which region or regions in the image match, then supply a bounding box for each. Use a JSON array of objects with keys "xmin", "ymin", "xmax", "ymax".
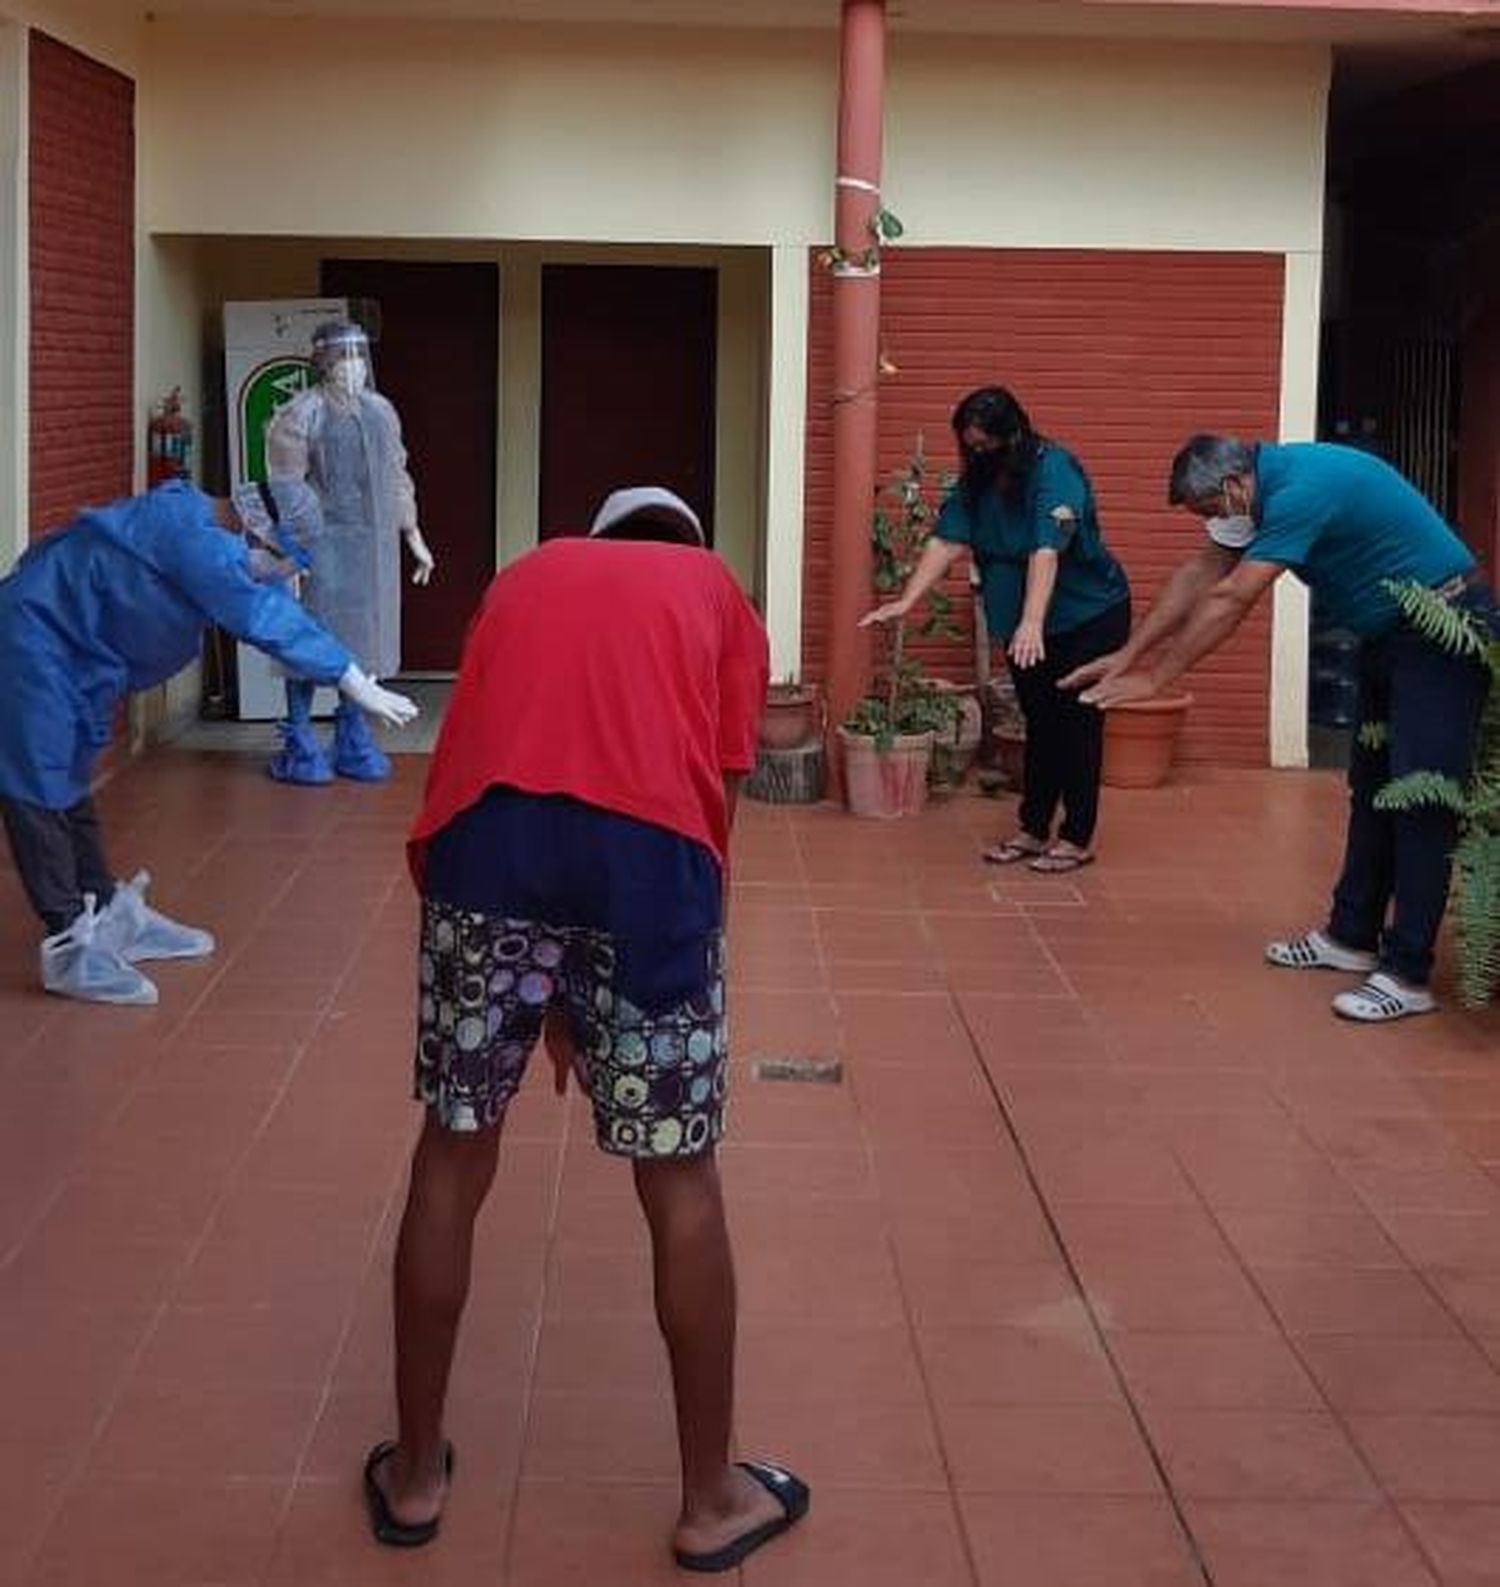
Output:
[
  {"xmin": 540, "ymin": 264, "xmax": 717, "ymax": 542},
  {"xmin": 320, "ymin": 258, "xmax": 499, "ymax": 672}
]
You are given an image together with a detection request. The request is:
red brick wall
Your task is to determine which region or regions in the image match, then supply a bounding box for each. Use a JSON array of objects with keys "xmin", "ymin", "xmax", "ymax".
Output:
[
  {"xmin": 803, "ymin": 248, "xmax": 1285, "ymax": 766},
  {"xmin": 29, "ymin": 31, "xmax": 135, "ymax": 539}
]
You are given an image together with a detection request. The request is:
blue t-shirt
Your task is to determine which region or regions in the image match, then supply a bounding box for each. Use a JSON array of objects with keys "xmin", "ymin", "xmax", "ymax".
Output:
[
  {"xmin": 934, "ymin": 442, "xmax": 1129, "ymax": 643},
  {"xmin": 1242, "ymin": 443, "xmax": 1475, "ymax": 637}
]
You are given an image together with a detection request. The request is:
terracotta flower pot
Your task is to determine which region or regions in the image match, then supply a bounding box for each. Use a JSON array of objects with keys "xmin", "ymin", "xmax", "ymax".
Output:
[
  {"xmin": 759, "ymin": 684, "xmax": 825, "ymax": 751},
  {"xmin": 1101, "ymin": 693, "xmax": 1193, "ymax": 790},
  {"xmin": 838, "ymin": 727, "xmax": 934, "ymax": 818}
]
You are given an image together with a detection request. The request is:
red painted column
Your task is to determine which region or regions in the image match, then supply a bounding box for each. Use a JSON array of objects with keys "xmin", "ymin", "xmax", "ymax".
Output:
[{"xmin": 825, "ymin": 0, "xmax": 885, "ymax": 780}]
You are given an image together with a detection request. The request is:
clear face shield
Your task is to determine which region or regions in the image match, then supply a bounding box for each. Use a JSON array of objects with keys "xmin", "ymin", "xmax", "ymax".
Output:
[{"xmin": 310, "ymin": 321, "xmax": 374, "ymax": 403}]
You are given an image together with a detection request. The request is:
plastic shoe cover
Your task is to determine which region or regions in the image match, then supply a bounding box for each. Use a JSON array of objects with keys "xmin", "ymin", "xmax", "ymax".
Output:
[
  {"xmin": 268, "ymin": 720, "xmax": 334, "ymax": 785},
  {"xmin": 99, "ymin": 870, "xmax": 215, "ymax": 963},
  {"xmin": 333, "ymin": 705, "xmax": 392, "ymax": 782},
  {"xmin": 40, "ymin": 898, "xmax": 159, "ymax": 1006}
]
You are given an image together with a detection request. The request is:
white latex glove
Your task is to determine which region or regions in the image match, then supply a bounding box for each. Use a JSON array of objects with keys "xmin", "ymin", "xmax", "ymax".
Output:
[
  {"xmin": 338, "ymin": 665, "xmax": 420, "ymax": 728},
  {"xmin": 404, "ymin": 527, "xmax": 435, "ymax": 586}
]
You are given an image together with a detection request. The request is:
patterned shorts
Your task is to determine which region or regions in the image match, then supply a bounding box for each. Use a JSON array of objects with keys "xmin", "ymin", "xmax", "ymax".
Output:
[{"xmin": 414, "ymin": 898, "xmax": 728, "ymax": 1157}]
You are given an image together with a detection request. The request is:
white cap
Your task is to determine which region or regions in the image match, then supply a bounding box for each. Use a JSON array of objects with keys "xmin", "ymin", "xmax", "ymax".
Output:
[{"xmin": 588, "ymin": 486, "xmax": 704, "ymax": 545}]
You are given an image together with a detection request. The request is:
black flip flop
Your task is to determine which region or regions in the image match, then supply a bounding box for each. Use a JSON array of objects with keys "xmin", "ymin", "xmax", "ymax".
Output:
[
  {"xmin": 673, "ymin": 1459, "xmax": 811, "ymax": 1574},
  {"xmin": 363, "ymin": 1440, "xmax": 454, "ymax": 1549}
]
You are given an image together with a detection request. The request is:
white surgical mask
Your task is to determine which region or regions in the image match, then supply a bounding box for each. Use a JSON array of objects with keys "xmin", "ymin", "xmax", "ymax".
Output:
[
  {"xmin": 329, "ymin": 358, "xmax": 368, "ymax": 399},
  {"xmin": 1206, "ymin": 514, "xmax": 1256, "ymax": 550}
]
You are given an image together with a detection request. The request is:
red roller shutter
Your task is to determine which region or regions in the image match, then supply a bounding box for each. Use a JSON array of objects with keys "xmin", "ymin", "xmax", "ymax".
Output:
[
  {"xmin": 803, "ymin": 248, "xmax": 1285, "ymax": 765},
  {"xmin": 29, "ymin": 31, "xmax": 135, "ymax": 539}
]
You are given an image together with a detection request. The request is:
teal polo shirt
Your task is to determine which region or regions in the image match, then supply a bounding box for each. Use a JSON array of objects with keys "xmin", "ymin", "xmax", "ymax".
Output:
[
  {"xmin": 1243, "ymin": 442, "xmax": 1475, "ymax": 637},
  {"xmin": 934, "ymin": 442, "xmax": 1129, "ymax": 644}
]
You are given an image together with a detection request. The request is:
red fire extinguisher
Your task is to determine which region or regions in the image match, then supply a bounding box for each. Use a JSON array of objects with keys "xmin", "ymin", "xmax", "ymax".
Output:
[{"xmin": 147, "ymin": 387, "xmax": 194, "ymax": 486}]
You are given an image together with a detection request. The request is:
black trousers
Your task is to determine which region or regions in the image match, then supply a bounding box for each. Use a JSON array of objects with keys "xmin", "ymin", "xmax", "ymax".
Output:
[
  {"xmin": 1327, "ymin": 583, "xmax": 1494, "ymax": 986},
  {"xmin": 1010, "ymin": 599, "xmax": 1132, "ymax": 850},
  {"xmin": 0, "ymin": 795, "xmax": 115, "ymax": 934}
]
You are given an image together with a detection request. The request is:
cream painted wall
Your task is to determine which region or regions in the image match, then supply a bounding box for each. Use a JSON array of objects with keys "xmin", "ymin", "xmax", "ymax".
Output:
[
  {"xmin": 139, "ymin": 20, "xmax": 1326, "ymax": 255},
  {"xmin": 0, "ymin": 0, "xmax": 140, "ymax": 73}
]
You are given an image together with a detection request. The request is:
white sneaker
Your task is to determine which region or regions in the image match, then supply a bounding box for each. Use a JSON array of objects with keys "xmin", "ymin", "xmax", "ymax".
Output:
[
  {"xmin": 98, "ymin": 871, "xmax": 215, "ymax": 963},
  {"xmin": 1265, "ymin": 928, "xmax": 1378, "ymax": 973},
  {"xmin": 40, "ymin": 897, "xmax": 159, "ymax": 1006},
  {"xmin": 1332, "ymin": 972, "xmax": 1437, "ymax": 1023}
]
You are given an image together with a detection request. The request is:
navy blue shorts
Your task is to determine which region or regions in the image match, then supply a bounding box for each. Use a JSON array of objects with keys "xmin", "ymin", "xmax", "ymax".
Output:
[{"xmin": 415, "ymin": 787, "xmax": 727, "ymax": 1154}]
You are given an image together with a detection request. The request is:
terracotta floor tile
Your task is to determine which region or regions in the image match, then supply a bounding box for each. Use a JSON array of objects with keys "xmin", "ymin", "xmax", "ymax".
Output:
[
  {"xmin": 918, "ymin": 1321, "xmax": 1122, "ymax": 1406},
  {"xmin": 1252, "ymin": 1264, "xmax": 1462, "ymax": 1338},
  {"xmin": 302, "ymin": 1387, "xmax": 525, "ymax": 1488},
  {"xmin": 1022, "ymin": 1124, "xmax": 1199, "ymax": 1207},
  {"xmin": 265, "ymin": 1477, "xmax": 508, "ymax": 1587},
  {"xmin": 938, "ymin": 1402, "xmax": 1162, "ymax": 1495},
  {"xmin": 1144, "ymin": 1407, "xmax": 1376, "ymax": 1501},
  {"xmin": 897, "ymin": 1253, "xmax": 1083, "ymax": 1330},
  {"xmin": 872, "ymin": 1144, "xmax": 1033, "ymax": 1212},
  {"xmin": 886, "ymin": 1198, "xmax": 1061, "ymax": 1268},
  {"xmin": 85, "ymin": 1381, "xmax": 322, "ymax": 1481},
  {"xmin": 1111, "ymin": 1331, "xmax": 1321, "ymax": 1410},
  {"xmin": 131, "ymin": 1302, "xmax": 347, "ymax": 1388},
  {"xmin": 736, "ymin": 1394, "xmax": 948, "ymax": 1491},
  {"xmin": 1216, "ymin": 1205, "xmax": 1407, "ymax": 1269},
  {"xmin": 1297, "ymin": 1334, "xmax": 1500, "ymax": 1415},
  {"xmin": 26, "ymin": 1477, "xmax": 288, "ymax": 1587},
  {"xmin": 1185, "ymin": 1499, "xmax": 1439, "ymax": 1587},
  {"xmin": 506, "ymin": 1480, "xmax": 693, "ymax": 1587},
  {"xmin": 1080, "ymin": 1255, "xmax": 1279, "ymax": 1335},
  {"xmin": 961, "ymin": 1493, "xmax": 1203, "ymax": 1587},
  {"xmin": 736, "ymin": 1319, "xmax": 928, "ymax": 1406},
  {"xmin": 521, "ymin": 1392, "xmax": 681, "ymax": 1482},
  {"xmin": 739, "ymin": 1488, "xmax": 971, "ymax": 1587},
  {"xmin": 1401, "ymin": 1502, "xmax": 1500, "ymax": 1587},
  {"xmin": 1348, "ymin": 1415, "xmax": 1500, "ymax": 1502}
]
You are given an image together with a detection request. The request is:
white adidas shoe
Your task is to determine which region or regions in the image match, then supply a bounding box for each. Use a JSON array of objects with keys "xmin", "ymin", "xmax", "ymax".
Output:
[
  {"xmin": 1265, "ymin": 928, "xmax": 1378, "ymax": 974},
  {"xmin": 1332, "ymin": 972, "xmax": 1437, "ymax": 1023}
]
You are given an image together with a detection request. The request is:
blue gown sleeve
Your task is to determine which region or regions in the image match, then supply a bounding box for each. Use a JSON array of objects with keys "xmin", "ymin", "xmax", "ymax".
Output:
[{"xmin": 168, "ymin": 527, "xmax": 353, "ymax": 685}]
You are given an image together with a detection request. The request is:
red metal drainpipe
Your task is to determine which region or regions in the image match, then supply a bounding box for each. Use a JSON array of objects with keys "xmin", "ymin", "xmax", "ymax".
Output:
[{"xmin": 825, "ymin": 0, "xmax": 886, "ymax": 790}]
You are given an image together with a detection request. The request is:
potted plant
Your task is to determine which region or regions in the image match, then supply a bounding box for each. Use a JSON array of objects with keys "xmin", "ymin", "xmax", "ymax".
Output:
[
  {"xmin": 759, "ymin": 677, "xmax": 825, "ymax": 751},
  {"xmin": 839, "ymin": 439, "xmax": 961, "ymax": 818}
]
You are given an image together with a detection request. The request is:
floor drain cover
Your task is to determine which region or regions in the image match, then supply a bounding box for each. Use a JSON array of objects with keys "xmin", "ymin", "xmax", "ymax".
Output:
[{"xmin": 752, "ymin": 1056, "xmax": 844, "ymax": 1085}]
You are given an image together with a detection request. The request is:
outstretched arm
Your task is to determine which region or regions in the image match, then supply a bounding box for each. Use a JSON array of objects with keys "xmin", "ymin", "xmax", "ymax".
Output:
[
  {"xmin": 1059, "ymin": 542, "xmax": 1241, "ymax": 690},
  {"xmin": 1082, "ymin": 558, "xmax": 1283, "ymax": 707},
  {"xmin": 859, "ymin": 536, "xmax": 966, "ymax": 627}
]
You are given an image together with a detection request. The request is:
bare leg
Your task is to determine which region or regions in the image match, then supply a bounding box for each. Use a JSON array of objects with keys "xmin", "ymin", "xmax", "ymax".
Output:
[
  {"xmin": 631, "ymin": 1152, "xmax": 784, "ymax": 1557},
  {"xmin": 376, "ymin": 1110, "xmax": 502, "ymax": 1525}
]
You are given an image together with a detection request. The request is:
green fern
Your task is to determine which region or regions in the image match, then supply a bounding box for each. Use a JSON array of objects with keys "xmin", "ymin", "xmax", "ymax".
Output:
[
  {"xmin": 1373, "ymin": 770, "xmax": 1469, "ymax": 815},
  {"xmin": 1384, "ymin": 579, "xmax": 1489, "ymax": 662},
  {"xmin": 1357, "ymin": 720, "xmax": 1388, "ymax": 752},
  {"xmin": 1377, "ymin": 579, "xmax": 1499, "ymax": 1007}
]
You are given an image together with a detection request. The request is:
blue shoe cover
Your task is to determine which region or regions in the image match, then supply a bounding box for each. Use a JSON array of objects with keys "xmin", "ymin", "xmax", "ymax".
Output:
[
  {"xmin": 40, "ymin": 898, "xmax": 159, "ymax": 1006},
  {"xmin": 268, "ymin": 720, "xmax": 334, "ymax": 785},
  {"xmin": 333, "ymin": 706, "xmax": 392, "ymax": 782}
]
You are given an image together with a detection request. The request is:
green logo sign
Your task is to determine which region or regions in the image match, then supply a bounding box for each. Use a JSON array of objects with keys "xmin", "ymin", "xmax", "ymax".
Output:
[{"xmin": 238, "ymin": 357, "xmax": 312, "ymax": 482}]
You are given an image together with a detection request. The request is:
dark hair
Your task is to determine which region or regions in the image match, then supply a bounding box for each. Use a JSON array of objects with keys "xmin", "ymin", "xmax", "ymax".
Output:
[
  {"xmin": 1167, "ymin": 434, "xmax": 1257, "ymax": 505},
  {"xmin": 951, "ymin": 385, "xmax": 1041, "ymax": 505}
]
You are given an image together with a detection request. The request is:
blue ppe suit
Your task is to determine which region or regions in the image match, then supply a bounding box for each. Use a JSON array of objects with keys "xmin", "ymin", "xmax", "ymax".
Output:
[{"xmin": 0, "ymin": 482, "xmax": 353, "ymax": 810}]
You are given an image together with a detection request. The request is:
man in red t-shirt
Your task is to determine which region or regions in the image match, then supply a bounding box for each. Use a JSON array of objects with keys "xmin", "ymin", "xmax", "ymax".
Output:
[{"xmin": 365, "ymin": 488, "xmax": 808, "ymax": 1572}]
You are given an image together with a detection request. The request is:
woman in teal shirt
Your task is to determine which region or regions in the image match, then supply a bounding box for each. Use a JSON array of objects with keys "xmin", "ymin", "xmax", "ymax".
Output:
[{"xmin": 864, "ymin": 386, "xmax": 1130, "ymax": 871}]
